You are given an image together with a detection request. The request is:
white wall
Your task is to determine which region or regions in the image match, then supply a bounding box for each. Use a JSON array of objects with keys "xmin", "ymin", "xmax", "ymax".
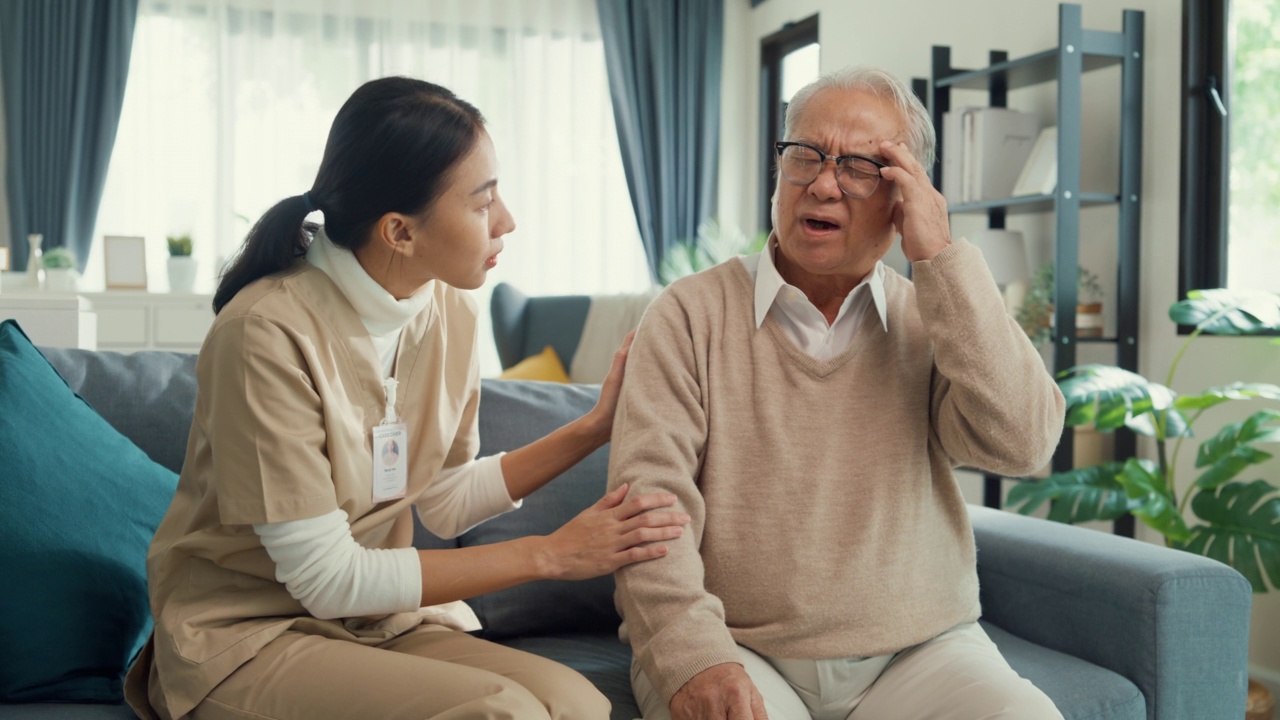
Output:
[{"xmin": 719, "ymin": 0, "xmax": 1280, "ymax": 681}]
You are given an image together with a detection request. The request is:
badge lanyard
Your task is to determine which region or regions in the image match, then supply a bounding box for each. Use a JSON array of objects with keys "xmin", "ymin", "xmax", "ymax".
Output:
[{"xmin": 371, "ymin": 376, "xmax": 407, "ymax": 502}]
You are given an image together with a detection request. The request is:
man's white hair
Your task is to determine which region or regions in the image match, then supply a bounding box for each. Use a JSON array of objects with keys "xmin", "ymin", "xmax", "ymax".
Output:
[{"xmin": 784, "ymin": 66, "xmax": 936, "ymax": 170}]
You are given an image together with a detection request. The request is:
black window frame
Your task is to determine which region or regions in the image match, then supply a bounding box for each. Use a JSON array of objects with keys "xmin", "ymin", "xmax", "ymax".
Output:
[
  {"xmin": 759, "ymin": 14, "xmax": 819, "ymax": 234},
  {"xmin": 1179, "ymin": 0, "xmax": 1230, "ymax": 300}
]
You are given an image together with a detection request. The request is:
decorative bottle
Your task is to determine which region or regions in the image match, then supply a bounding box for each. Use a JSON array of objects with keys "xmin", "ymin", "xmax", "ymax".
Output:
[{"xmin": 26, "ymin": 233, "xmax": 44, "ymax": 289}]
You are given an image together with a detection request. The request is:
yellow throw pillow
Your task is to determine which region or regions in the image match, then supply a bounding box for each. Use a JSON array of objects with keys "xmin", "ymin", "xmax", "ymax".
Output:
[{"xmin": 498, "ymin": 345, "xmax": 571, "ymax": 383}]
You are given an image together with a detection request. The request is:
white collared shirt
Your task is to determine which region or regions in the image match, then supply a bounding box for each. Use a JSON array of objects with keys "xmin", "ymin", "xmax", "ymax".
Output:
[{"xmin": 739, "ymin": 239, "xmax": 889, "ymax": 360}]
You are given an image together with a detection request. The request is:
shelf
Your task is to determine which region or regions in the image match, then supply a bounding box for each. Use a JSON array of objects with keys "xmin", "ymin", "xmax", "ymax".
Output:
[
  {"xmin": 928, "ymin": 3, "xmax": 1144, "ymax": 539},
  {"xmin": 935, "ymin": 30, "xmax": 1127, "ymax": 92},
  {"xmin": 1068, "ymin": 335, "xmax": 1119, "ymax": 344},
  {"xmin": 947, "ymin": 193, "xmax": 1119, "ymax": 215}
]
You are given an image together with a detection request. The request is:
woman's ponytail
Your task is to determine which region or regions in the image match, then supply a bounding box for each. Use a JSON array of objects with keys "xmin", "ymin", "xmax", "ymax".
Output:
[{"xmin": 212, "ymin": 194, "xmax": 317, "ymax": 314}]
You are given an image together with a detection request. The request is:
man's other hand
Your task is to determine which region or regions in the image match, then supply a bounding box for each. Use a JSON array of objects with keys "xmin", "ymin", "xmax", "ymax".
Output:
[{"xmin": 670, "ymin": 663, "xmax": 768, "ymax": 720}]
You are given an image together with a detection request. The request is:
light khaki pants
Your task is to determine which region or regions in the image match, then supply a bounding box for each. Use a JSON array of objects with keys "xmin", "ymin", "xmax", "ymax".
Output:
[
  {"xmin": 632, "ymin": 622, "xmax": 1063, "ymax": 720},
  {"xmin": 181, "ymin": 627, "xmax": 610, "ymax": 720}
]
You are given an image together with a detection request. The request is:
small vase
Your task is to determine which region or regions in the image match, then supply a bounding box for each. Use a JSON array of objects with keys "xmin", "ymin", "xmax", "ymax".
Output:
[
  {"xmin": 167, "ymin": 256, "xmax": 198, "ymax": 293},
  {"xmin": 26, "ymin": 233, "xmax": 44, "ymax": 289}
]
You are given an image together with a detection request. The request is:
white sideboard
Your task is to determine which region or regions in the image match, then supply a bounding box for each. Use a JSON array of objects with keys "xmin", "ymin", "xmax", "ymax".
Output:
[
  {"xmin": 82, "ymin": 291, "xmax": 214, "ymax": 353},
  {"xmin": 0, "ymin": 293, "xmax": 98, "ymax": 349},
  {"xmin": 0, "ymin": 275, "xmax": 214, "ymax": 353}
]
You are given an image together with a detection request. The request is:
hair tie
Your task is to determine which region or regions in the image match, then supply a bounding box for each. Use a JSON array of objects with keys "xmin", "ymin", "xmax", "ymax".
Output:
[{"xmin": 302, "ymin": 192, "xmax": 316, "ymax": 213}]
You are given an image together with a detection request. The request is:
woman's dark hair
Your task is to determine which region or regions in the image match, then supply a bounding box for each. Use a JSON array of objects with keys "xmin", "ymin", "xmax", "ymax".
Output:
[{"xmin": 213, "ymin": 77, "xmax": 486, "ymax": 313}]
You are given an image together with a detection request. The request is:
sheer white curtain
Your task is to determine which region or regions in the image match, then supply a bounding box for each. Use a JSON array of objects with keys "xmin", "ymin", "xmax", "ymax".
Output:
[{"xmin": 91, "ymin": 0, "xmax": 650, "ymax": 375}]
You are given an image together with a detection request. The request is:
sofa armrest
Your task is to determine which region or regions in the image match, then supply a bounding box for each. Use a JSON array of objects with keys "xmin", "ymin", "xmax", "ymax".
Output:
[{"xmin": 968, "ymin": 505, "xmax": 1252, "ymax": 720}]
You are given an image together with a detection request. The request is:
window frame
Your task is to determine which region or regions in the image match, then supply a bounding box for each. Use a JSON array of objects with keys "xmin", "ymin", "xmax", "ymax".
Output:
[
  {"xmin": 759, "ymin": 15, "xmax": 818, "ymax": 234},
  {"xmin": 1179, "ymin": 0, "xmax": 1230, "ymax": 298}
]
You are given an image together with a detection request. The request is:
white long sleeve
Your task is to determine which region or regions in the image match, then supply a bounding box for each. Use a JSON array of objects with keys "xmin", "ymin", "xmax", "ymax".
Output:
[
  {"xmin": 415, "ymin": 454, "xmax": 521, "ymax": 539},
  {"xmin": 253, "ymin": 509, "xmax": 421, "ymax": 620}
]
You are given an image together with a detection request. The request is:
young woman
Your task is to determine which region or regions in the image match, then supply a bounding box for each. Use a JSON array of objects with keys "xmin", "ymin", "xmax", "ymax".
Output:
[{"xmin": 124, "ymin": 77, "xmax": 686, "ymax": 720}]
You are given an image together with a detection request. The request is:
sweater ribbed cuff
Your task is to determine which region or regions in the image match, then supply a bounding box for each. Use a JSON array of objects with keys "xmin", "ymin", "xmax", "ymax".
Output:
[{"xmin": 654, "ymin": 648, "xmax": 746, "ymax": 705}]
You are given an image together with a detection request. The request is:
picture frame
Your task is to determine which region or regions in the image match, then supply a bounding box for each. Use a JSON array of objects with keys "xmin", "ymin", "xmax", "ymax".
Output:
[
  {"xmin": 104, "ymin": 235, "xmax": 148, "ymax": 289},
  {"xmin": 0, "ymin": 246, "xmax": 9, "ymax": 272}
]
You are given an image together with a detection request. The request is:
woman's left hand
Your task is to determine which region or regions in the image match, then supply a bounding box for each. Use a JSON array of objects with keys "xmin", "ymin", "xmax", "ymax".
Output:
[{"xmin": 586, "ymin": 330, "xmax": 636, "ymax": 443}]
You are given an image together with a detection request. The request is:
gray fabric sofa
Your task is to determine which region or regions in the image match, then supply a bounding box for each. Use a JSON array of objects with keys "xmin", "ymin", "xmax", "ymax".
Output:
[{"xmin": 2, "ymin": 346, "xmax": 1253, "ymax": 720}]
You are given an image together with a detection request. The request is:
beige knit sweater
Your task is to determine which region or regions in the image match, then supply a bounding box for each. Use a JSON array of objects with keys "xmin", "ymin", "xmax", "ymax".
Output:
[{"xmin": 608, "ymin": 240, "xmax": 1065, "ymax": 703}]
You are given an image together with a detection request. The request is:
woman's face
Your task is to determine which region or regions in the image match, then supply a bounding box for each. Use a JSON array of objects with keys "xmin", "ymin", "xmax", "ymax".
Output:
[{"xmin": 371, "ymin": 129, "xmax": 516, "ymax": 296}]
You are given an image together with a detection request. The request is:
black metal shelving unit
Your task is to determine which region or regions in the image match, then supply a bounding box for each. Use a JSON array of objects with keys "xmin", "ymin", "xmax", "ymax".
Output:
[{"xmin": 927, "ymin": 3, "xmax": 1144, "ymax": 537}]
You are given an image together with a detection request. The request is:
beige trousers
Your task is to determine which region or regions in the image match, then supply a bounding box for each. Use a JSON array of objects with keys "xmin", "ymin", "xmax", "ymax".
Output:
[
  {"xmin": 175, "ymin": 627, "xmax": 610, "ymax": 720},
  {"xmin": 632, "ymin": 622, "xmax": 1063, "ymax": 720}
]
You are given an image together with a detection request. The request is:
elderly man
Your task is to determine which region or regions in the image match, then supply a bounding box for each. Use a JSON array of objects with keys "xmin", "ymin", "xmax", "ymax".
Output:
[{"xmin": 608, "ymin": 66, "xmax": 1067, "ymax": 720}]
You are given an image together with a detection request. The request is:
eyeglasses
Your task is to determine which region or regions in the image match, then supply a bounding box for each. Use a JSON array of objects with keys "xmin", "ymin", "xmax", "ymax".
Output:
[{"xmin": 774, "ymin": 141, "xmax": 888, "ymax": 199}]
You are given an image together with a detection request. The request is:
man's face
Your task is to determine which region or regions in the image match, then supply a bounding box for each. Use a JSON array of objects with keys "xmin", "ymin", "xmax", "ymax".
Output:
[{"xmin": 772, "ymin": 87, "xmax": 907, "ymax": 285}]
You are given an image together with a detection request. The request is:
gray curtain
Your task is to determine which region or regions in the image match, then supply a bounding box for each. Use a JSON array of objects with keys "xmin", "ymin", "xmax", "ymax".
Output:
[
  {"xmin": 597, "ymin": 0, "xmax": 723, "ymax": 284},
  {"xmin": 0, "ymin": 0, "xmax": 138, "ymax": 272}
]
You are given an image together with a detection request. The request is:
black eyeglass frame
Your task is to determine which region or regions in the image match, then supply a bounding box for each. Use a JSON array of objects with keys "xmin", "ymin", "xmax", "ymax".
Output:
[{"xmin": 773, "ymin": 141, "xmax": 889, "ymax": 198}]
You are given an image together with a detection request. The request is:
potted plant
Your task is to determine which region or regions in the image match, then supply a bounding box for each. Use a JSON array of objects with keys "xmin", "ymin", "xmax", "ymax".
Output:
[
  {"xmin": 658, "ymin": 219, "xmax": 768, "ymax": 285},
  {"xmin": 1016, "ymin": 263, "xmax": 1105, "ymax": 345},
  {"xmin": 166, "ymin": 234, "xmax": 197, "ymax": 294},
  {"xmin": 1010, "ymin": 288, "xmax": 1280, "ymax": 712},
  {"xmin": 40, "ymin": 247, "xmax": 78, "ymax": 293},
  {"xmin": 1008, "ymin": 289, "xmax": 1280, "ymax": 591}
]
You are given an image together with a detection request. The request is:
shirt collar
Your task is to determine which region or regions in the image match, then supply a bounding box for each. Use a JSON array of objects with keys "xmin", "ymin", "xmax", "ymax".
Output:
[{"xmin": 752, "ymin": 234, "xmax": 889, "ymax": 332}]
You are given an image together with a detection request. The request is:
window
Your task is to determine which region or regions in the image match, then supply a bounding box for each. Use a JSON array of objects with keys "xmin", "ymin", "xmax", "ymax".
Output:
[
  {"xmin": 1181, "ymin": 0, "xmax": 1280, "ymax": 295},
  {"xmin": 91, "ymin": 0, "xmax": 649, "ymax": 375},
  {"xmin": 759, "ymin": 16, "xmax": 819, "ymax": 233}
]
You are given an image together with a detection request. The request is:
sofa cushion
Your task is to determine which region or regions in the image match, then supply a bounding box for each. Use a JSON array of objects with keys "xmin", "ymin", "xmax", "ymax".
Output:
[
  {"xmin": 37, "ymin": 346, "xmax": 197, "ymax": 474},
  {"xmin": 460, "ymin": 379, "xmax": 619, "ymax": 639},
  {"xmin": 497, "ymin": 345, "xmax": 571, "ymax": 383},
  {"xmin": 983, "ymin": 622, "xmax": 1145, "ymax": 720},
  {"xmin": 0, "ymin": 321, "xmax": 179, "ymax": 703}
]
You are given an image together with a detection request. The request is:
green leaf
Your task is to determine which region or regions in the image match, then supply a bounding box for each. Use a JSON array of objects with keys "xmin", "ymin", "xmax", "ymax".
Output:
[
  {"xmin": 1170, "ymin": 289, "xmax": 1280, "ymax": 334},
  {"xmin": 1118, "ymin": 458, "xmax": 1190, "ymax": 541},
  {"xmin": 1174, "ymin": 382, "xmax": 1280, "ymax": 410},
  {"xmin": 1184, "ymin": 480, "xmax": 1280, "ymax": 592},
  {"xmin": 1057, "ymin": 365, "xmax": 1171, "ymax": 436},
  {"xmin": 1125, "ymin": 406, "xmax": 1193, "ymax": 439},
  {"xmin": 1194, "ymin": 409, "xmax": 1280, "ymax": 489},
  {"xmin": 1006, "ymin": 463, "xmax": 1134, "ymax": 522}
]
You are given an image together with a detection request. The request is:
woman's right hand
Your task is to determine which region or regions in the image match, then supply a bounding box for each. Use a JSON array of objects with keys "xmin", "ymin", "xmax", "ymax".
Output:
[{"xmin": 539, "ymin": 483, "xmax": 689, "ymax": 581}]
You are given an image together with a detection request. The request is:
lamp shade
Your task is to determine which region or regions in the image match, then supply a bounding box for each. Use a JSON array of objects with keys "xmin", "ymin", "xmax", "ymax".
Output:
[{"xmin": 968, "ymin": 229, "xmax": 1029, "ymax": 287}]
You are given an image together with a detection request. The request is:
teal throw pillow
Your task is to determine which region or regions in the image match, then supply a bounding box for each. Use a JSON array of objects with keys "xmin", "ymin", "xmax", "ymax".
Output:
[{"xmin": 0, "ymin": 320, "xmax": 178, "ymax": 702}]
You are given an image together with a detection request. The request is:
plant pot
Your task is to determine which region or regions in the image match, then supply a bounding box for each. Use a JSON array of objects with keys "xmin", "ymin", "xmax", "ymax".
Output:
[
  {"xmin": 1076, "ymin": 302, "xmax": 1104, "ymax": 337},
  {"xmin": 1072, "ymin": 426, "xmax": 1114, "ymax": 467},
  {"xmin": 44, "ymin": 268, "xmax": 78, "ymax": 294},
  {"xmin": 167, "ymin": 256, "xmax": 198, "ymax": 294},
  {"xmin": 1248, "ymin": 679, "xmax": 1275, "ymax": 720}
]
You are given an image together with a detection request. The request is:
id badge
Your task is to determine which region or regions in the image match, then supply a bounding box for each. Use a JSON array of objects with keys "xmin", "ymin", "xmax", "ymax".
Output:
[{"xmin": 371, "ymin": 423, "xmax": 408, "ymax": 502}]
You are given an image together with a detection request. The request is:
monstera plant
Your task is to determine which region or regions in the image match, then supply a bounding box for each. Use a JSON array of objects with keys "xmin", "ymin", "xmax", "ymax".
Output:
[{"xmin": 1008, "ymin": 289, "xmax": 1280, "ymax": 592}]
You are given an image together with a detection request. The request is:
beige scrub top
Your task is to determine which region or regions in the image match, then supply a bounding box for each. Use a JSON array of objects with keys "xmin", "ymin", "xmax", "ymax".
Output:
[{"xmin": 126, "ymin": 263, "xmax": 483, "ymax": 719}]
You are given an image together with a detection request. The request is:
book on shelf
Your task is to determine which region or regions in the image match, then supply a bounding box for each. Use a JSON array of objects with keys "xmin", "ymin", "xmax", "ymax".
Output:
[
  {"xmin": 943, "ymin": 107, "xmax": 1040, "ymax": 204},
  {"xmin": 940, "ymin": 107, "xmax": 978, "ymax": 205},
  {"xmin": 1012, "ymin": 126, "xmax": 1058, "ymax": 197}
]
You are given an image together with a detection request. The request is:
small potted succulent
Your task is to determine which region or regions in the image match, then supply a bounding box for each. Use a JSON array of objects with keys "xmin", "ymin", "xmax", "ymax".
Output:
[
  {"xmin": 166, "ymin": 234, "xmax": 197, "ymax": 293},
  {"xmin": 40, "ymin": 246, "xmax": 78, "ymax": 293}
]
